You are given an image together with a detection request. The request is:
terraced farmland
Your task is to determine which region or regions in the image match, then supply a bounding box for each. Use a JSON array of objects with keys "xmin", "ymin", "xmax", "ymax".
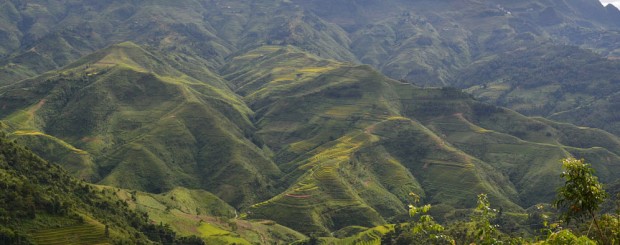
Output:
[{"xmin": 31, "ymin": 223, "xmax": 110, "ymax": 245}]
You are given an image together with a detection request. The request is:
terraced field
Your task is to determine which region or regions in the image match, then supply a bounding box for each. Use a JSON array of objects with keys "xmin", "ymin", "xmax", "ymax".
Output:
[{"xmin": 31, "ymin": 223, "xmax": 109, "ymax": 245}]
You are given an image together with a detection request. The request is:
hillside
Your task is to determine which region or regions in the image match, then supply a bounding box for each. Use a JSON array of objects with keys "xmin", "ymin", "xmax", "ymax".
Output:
[
  {"xmin": 291, "ymin": 0, "xmax": 620, "ymax": 85},
  {"xmin": 0, "ymin": 129, "xmax": 209, "ymax": 244},
  {"xmin": 2, "ymin": 1, "xmax": 620, "ymax": 140},
  {"xmin": 0, "ymin": 0, "xmax": 355, "ymax": 86}
]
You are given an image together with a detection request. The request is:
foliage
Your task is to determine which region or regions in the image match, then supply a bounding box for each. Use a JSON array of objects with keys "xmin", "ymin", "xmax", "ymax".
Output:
[
  {"xmin": 554, "ymin": 158, "xmax": 608, "ymax": 222},
  {"xmin": 538, "ymin": 229, "xmax": 596, "ymax": 245},
  {"xmin": 470, "ymin": 194, "xmax": 502, "ymax": 245},
  {"xmin": 555, "ymin": 158, "xmax": 609, "ymax": 243},
  {"xmin": 0, "ymin": 0, "xmax": 619, "ymax": 242},
  {"xmin": 381, "ymin": 193, "xmax": 454, "ymax": 245},
  {"xmin": 5, "ymin": 44, "xmax": 620, "ymax": 236}
]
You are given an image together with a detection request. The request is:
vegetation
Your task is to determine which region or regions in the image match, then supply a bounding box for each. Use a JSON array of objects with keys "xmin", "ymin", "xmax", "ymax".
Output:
[
  {"xmin": 555, "ymin": 158, "xmax": 608, "ymax": 243},
  {"xmin": 333, "ymin": 158, "xmax": 616, "ymax": 244}
]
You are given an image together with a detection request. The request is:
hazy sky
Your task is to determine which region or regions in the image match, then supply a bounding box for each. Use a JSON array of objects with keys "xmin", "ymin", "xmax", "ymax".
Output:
[{"xmin": 601, "ymin": 0, "xmax": 620, "ymax": 7}]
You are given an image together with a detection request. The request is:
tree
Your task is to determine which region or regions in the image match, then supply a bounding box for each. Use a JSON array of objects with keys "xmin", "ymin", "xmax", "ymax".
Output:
[
  {"xmin": 470, "ymin": 193, "xmax": 501, "ymax": 245},
  {"xmin": 382, "ymin": 193, "xmax": 454, "ymax": 245},
  {"xmin": 554, "ymin": 158, "xmax": 608, "ymax": 243}
]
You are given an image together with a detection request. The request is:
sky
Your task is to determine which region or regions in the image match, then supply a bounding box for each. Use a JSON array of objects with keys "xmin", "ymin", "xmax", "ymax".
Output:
[{"xmin": 601, "ymin": 0, "xmax": 620, "ymax": 7}]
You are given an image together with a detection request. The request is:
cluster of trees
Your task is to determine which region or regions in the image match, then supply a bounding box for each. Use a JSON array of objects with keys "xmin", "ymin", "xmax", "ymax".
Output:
[{"xmin": 381, "ymin": 158, "xmax": 618, "ymax": 245}]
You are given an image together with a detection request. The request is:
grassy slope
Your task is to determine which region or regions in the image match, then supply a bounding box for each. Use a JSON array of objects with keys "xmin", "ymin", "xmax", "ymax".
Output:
[
  {"xmin": 2, "ymin": 0, "xmax": 619, "ymax": 90},
  {"xmin": 0, "ymin": 42, "xmax": 281, "ymax": 208},
  {"xmin": 103, "ymin": 186, "xmax": 306, "ymax": 244}
]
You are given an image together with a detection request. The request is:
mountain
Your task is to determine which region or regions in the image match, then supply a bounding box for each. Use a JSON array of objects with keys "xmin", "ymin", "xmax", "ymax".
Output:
[
  {"xmin": 2, "ymin": 0, "xmax": 620, "ymax": 136},
  {"xmin": 3, "ymin": 42, "xmax": 620, "ymax": 235},
  {"xmin": 2, "ymin": 0, "xmax": 620, "ymax": 88},
  {"xmin": 0, "ymin": 0, "xmax": 355, "ymax": 86},
  {"xmin": 336, "ymin": 0, "xmax": 620, "ymax": 86},
  {"xmin": 221, "ymin": 46, "xmax": 620, "ymax": 234},
  {"xmin": 0, "ymin": 42, "xmax": 282, "ymax": 209},
  {"xmin": 105, "ymin": 186, "xmax": 306, "ymax": 244},
  {"xmin": 1, "ymin": 0, "xmax": 620, "ymax": 241}
]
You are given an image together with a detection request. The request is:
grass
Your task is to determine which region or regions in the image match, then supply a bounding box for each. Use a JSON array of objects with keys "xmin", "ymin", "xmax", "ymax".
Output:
[
  {"xmin": 197, "ymin": 223, "xmax": 231, "ymax": 236},
  {"xmin": 0, "ymin": 0, "xmax": 617, "ymax": 242},
  {"xmin": 103, "ymin": 186, "xmax": 305, "ymax": 244},
  {"xmin": 219, "ymin": 46, "xmax": 620, "ymax": 235},
  {"xmin": 1, "ymin": 41, "xmax": 282, "ymax": 208}
]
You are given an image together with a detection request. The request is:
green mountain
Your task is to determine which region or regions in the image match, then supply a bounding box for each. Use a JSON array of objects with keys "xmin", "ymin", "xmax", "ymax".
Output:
[
  {"xmin": 1, "ymin": 0, "xmax": 620, "ymax": 241},
  {"xmin": 0, "ymin": 0, "xmax": 355, "ymax": 86},
  {"xmin": 2, "ymin": 0, "xmax": 620, "ymax": 88},
  {"xmin": 0, "ymin": 125, "xmax": 304, "ymax": 244},
  {"xmin": 0, "ymin": 42, "xmax": 281, "ymax": 208},
  {"xmin": 92, "ymin": 185, "xmax": 305, "ymax": 245},
  {"xmin": 220, "ymin": 46, "xmax": 620, "ymax": 234},
  {"xmin": 3, "ymin": 42, "xmax": 620, "ymax": 235},
  {"xmin": 3, "ymin": 0, "xmax": 620, "ymax": 138},
  {"xmin": 293, "ymin": 0, "xmax": 620, "ymax": 85}
]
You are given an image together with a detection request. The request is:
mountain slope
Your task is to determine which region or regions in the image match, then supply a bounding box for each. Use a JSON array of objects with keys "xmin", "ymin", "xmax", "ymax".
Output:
[
  {"xmin": 0, "ymin": 42, "xmax": 281, "ymax": 208},
  {"xmin": 104, "ymin": 186, "xmax": 306, "ymax": 244},
  {"xmin": 221, "ymin": 46, "xmax": 620, "ymax": 234},
  {"xmin": 0, "ymin": 129, "xmax": 206, "ymax": 244},
  {"xmin": 296, "ymin": 0, "xmax": 620, "ymax": 85},
  {"xmin": 2, "ymin": 42, "xmax": 620, "ymax": 235},
  {"xmin": 457, "ymin": 45, "xmax": 620, "ymax": 135}
]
